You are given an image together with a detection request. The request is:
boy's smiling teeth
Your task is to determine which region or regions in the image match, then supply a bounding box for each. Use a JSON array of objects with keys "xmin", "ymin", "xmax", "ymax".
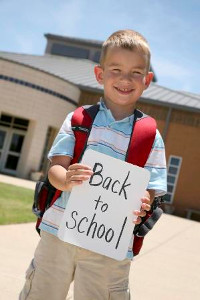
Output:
[{"xmin": 115, "ymin": 87, "xmax": 133, "ymax": 92}]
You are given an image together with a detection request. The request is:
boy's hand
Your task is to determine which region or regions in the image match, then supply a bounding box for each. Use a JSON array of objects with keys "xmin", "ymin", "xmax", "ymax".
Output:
[
  {"xmin": 65, "ymin": 163, "xmax": 93, "ymax": 191},
  {"xmin": 133, "ymin": 196, "xmax": 151, "ymax": 225}
]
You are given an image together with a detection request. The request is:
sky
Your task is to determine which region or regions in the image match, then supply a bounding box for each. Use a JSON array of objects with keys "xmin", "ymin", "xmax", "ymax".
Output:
[{"xmin": 0, "ymin": 0, "xmax": 199, "ymax": 94}]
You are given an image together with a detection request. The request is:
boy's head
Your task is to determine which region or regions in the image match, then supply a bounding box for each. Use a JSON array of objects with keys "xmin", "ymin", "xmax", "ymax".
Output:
[
  {"xmin": 100, "ymin": 29, "xmax": 151, "ymax": 72},
  {"xmin": 94, "ymin": 29, "xmax": 154, "ymax": 118}
]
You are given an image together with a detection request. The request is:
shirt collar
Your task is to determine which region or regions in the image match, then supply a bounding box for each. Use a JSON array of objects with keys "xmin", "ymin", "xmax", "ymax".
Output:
[{"xmin": 98, "ymin": 97, "xmax": 135, "ymax": 125}]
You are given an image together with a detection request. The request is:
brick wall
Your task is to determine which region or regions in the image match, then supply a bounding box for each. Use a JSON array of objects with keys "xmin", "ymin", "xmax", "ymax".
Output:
[{"xmin": 165, "ymin": 111, "xmax": 200, "ymax": 217}]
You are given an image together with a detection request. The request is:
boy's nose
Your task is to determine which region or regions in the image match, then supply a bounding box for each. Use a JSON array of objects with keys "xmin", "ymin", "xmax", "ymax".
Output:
[{"xmin": 120, "ymin": 73, "xmax": 132, "ymax": 82}]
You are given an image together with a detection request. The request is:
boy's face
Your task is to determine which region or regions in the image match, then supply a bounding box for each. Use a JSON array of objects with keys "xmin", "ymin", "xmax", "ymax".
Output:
[{"xmin": 94, "ymin": 47, "xmax": 153, "ymax": 114}]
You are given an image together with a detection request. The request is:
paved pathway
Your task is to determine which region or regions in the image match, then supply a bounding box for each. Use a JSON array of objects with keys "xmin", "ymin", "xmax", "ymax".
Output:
[{"xmin": 0, "ymin": 174, "xmax": 36, "ymax": 190}]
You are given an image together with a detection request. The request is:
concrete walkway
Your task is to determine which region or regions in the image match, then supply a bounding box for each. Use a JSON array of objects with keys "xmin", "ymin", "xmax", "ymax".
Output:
[
  {"xmin": 0, "ymin": 174, "xmax": 200, "ymax": 299},
  {"xmin": 0, "ymin": 174, "xmax": 36, "ymax": 190}
]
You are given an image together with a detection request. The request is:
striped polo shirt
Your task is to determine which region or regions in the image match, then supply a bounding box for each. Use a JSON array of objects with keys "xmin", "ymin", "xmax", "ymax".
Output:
[{"xmin": 40, "ymin": 99, "xmax": 167, "ymax": 258}]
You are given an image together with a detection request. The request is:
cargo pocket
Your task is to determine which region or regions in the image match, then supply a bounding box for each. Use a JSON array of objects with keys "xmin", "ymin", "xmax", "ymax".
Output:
[
  {"xmin": 19, "ymin": 259, "xmax": 35, "ymax": 300},
  {"xmin": 109, "ymin": 287, "xmax": 130, "ymax": 300}
]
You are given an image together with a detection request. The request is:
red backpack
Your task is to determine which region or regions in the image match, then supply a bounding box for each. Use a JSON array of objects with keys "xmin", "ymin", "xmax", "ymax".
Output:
[{"xmin": 33, "ymin": 104, "xmax": 163, "ymax": 256}]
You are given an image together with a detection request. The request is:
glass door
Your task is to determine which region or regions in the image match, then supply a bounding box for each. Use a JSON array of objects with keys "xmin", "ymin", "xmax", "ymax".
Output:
[
  {"xmin": 0, "ymin": 129, "xmax": 7, "ymax": 160},
  {"xmin": 0, "ymin": 128, "xmax": 9, "ymax": 171},
  {"xmin": 0, "ymin": 127, "xmax": 25, "ymax": 175}
]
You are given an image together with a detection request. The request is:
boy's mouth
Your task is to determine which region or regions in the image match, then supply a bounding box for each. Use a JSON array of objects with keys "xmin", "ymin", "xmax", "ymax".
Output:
[{"xmin": 115, "ymin": 86, "xmax": 134, "ymax": 94}]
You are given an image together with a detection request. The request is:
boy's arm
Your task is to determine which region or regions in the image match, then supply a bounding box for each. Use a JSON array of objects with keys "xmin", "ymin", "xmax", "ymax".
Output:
[{"xmin": 48, "ymin": 156, "xmax": 93, "ymax": 192}]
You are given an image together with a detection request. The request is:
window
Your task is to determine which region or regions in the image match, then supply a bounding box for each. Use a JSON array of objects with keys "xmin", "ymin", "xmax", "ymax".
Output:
[
  {"xmin": 93, "ymin": 51, "xmax": 101, "ymax": 63},
  {"xmin": 51, "ymin": 43, "xmax": 89, "ymax": 59},
  {"xmin": 0, "ymin": 114, "xmax": 29, "ymax": 131},
  {"xmin": 165, "ymin": 156, "xmax": 182, "ymax": 203}
]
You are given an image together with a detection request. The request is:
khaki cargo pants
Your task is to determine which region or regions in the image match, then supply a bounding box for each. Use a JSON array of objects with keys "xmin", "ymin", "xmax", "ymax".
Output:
[{"xmin": 19, "ymin": 231, "xmax": 131, "ymax": 300}]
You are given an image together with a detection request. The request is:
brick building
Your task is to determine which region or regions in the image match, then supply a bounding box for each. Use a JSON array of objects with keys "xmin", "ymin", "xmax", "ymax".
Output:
[{"xmin": 0, "ymin": 34, "xmax": 199, "ymax": 220}]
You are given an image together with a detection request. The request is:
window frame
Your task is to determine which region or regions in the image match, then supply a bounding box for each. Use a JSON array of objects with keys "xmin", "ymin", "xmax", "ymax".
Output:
[{"xmin": 166, "ymin": 155, "xmax": 182, "ymax": 204}]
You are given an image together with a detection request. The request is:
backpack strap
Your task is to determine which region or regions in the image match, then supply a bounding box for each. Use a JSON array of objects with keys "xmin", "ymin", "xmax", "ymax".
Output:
[
  {"xmin": 126, "ymin": 109, "xmax": 157, "ymax": 167},
  {"xmin": 49, "ymin": 104, "xmax": 100, "ymax": 206},
  {"xmin": 71, "ymin": 104, "xmax": 100, "ymax": 164},
  {"xmin": 126, "ymin": 109, "xmax": 157, "ymax": 256}
]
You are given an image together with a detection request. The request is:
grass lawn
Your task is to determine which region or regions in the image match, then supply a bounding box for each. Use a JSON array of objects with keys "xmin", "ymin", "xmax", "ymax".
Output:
[{"xmin": 0, "ymin": 182, "xmax": 36, "ymax": 225}]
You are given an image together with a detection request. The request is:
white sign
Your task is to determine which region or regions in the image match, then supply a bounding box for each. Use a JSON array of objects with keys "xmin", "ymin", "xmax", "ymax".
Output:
[{"xmin": 58, "ymin": 149, "xmax": 150, "ymax": 261}]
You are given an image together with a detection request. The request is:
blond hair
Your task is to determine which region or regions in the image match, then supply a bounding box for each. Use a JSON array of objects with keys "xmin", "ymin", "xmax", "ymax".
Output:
[{"xmin": 100, "ymin": 29, "xmax": 151, "ymax": 71}]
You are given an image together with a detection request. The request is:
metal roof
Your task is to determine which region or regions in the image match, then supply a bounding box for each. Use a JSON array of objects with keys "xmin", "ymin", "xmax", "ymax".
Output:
[{"xmin": 0, "ymin": 51, "xmax": 199, "ymax": 112}]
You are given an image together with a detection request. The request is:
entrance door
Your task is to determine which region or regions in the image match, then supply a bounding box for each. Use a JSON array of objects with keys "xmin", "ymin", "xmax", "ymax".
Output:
[
  {"xmin": 0, "ymin": 128, "xmax": 9, "ymax": 167},
  {"xmin": 0, "ymin": 127, "xmax": 25, "ymax": 175}
]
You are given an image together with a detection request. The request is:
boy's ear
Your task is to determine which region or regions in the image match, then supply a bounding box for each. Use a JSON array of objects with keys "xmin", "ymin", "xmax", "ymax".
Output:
[
  {"xmin": 94, "ymin": 65, "xmax": 104, "ymax": 85},
  {"xmin": 144, "ymin": 72, "xmax": 154, "ymax": 89}
]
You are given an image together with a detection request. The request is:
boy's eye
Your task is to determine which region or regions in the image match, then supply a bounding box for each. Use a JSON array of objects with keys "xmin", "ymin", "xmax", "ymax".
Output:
[
  {"xmin": 112, "ymin": 68, "xmax": 121, "ymax": 72},
  {"xmin": 132, "ymin": 71, "xmax": 145, "ymax": 78},
  {"xmin": 133, "ymin": 71, "xmax": 142, "ymax": 75}
]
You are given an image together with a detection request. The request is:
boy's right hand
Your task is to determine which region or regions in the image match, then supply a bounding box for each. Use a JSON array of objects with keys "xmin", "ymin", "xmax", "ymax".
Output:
[
  {"xmin": 48, "ymin": 156, "xmax": 93, "ymax": 192},
  {"xmin": 65, "ymin": 163, "xmax": 93, "ymax": 191}
]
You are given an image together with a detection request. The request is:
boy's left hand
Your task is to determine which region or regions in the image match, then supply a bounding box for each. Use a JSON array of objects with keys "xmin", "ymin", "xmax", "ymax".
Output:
[{"xmin": 133, "ymin": 196, "xmax": 151, "ymax": 225}]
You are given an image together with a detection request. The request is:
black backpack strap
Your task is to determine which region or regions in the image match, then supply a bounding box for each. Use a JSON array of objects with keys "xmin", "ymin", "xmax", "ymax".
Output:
[
  {"xmin": 134, "ymin": 207, "xmax": 163, "ymax": 237},
  {"xmin": 85, "ymin": 104, "xmax": 100, "ymax": 120}
]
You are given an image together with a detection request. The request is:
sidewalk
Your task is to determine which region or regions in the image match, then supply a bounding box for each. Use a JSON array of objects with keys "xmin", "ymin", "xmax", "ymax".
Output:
[
  {"xmin": 0, "ymin": 174, "xmax": 36, "ymax": 190},
  {"xmin": 0, "ymin": 175, "xmax": 200, "ymax": 299}
]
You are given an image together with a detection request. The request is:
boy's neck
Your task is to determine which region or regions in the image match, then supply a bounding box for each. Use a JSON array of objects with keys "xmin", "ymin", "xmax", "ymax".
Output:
[{"xmin": 103, "ymin": 99, "xmax": 135, "ymax": 120}]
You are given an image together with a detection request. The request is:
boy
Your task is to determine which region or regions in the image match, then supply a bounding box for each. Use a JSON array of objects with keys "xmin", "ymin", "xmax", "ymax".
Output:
[{"xmin": 20, "ymin": 29, "xmax": 167, "ymax": 300}]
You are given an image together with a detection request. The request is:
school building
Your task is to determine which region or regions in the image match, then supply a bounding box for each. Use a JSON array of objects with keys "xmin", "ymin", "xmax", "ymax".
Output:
[{"xmin": 0, "ymin": 34, "xmax": 199, "ymax": 220}]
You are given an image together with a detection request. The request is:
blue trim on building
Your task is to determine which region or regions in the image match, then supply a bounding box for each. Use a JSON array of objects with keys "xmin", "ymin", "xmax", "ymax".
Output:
[{"xmin": 0, "ymin": 74, "xmax": 77, "ymax": 106}]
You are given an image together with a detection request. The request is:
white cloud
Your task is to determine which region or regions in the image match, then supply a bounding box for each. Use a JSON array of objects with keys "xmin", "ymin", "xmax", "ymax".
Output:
[
  {"xmin": 151, "ymin": 56, "xmax": 199, "ymax": 93},
  {"xmin": 152, "ymin": 58, "xmax": 192, "ymax": 80}
]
